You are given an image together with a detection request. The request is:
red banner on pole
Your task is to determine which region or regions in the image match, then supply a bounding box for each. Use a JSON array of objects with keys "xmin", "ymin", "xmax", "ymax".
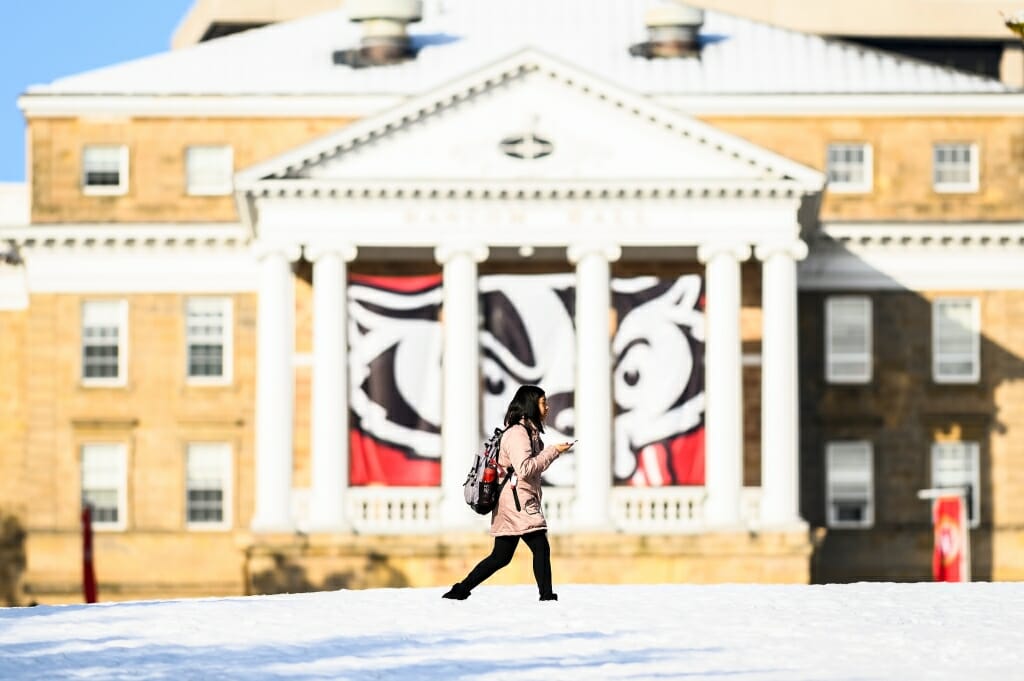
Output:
[
  {"xmin": 932, "ymin": 495, "xmax": 969, "ymax": 582},
  {"xmin": 82, "ymin": 507, "xmax": 98, "ymax": 603}
]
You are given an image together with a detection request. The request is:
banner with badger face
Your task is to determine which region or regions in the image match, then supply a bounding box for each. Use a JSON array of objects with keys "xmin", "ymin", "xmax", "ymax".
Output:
[{"xmin": 345, "ymin": 273, "xmax": 705, "ymax": 487}]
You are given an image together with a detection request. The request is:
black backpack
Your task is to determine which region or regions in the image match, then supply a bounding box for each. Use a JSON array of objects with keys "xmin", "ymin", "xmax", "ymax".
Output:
[{"xmin": 463, "ymin": 426, "xmax": 515, "ymax": 514}]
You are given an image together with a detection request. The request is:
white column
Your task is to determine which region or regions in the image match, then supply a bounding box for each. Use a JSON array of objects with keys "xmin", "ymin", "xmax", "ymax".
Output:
[
  {"xmin": 251, "ymin": 243, "xmax": 299, "ymax": 532},
  {"xmin": 697, "ymin": 242, "xmax": 750, "ymax": 528},
  {"xmin": 568, "ymin": 243, "xmax": 621, "ymax": 530},
  {"xmin": 756, "ymin": 239, "xmax": 808, "ymax": 528},
  {"xmin": 435, "ymin": 243, "xmax": 489, "ymax": 528},
  {"xmin": 307, "ymin": 244, "xmax": 358, "ymax": 532}
]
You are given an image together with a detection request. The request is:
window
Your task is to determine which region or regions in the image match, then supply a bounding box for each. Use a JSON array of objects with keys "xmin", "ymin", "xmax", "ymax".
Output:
[
  {"xmin": 932, "ymin": 297, "xmax": 980, "ymax": 383},
  {"xmin": 186, "ymin": 443, "xmax": 232, "ymax": 529},
  {"xmin": 825, "ymin": 296, "xmax": 872, "ymax": 384},
  {"xmin": 82, "ymin": 145, "xmax": 129, "ymax": 195},
  {"xmin": 81, "ymin": 443, "xmax": 127, "ymax": 530},
  {"xmin": 185, "ymin": 145, "xmax": 234, "ymax": 196},
  {"xmin": 826, "ymin": 143, "xmax": 872, "ymax": 193},
  {"xmin": 933, "ymin": 143, "xmax": 978, "ymax": 193},
  {"xmin": 931, "ymin": 441, "xmax": 980, "ymax": 528},
  {"xmin": 82, "ymin": 300, "xmax": 128, "ymax": 386},
  {"xmin": 826, "ymin": 441, "xmax": 874, "ymax": 528},
  {"xmin": 186, "ymin": 297, "xmax": 232, "ymax": 383}
]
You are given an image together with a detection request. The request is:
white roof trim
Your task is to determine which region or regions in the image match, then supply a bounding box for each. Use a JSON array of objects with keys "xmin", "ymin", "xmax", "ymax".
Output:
[
  {"xmin": 236, "ymin": 49, "xmax": 825, "ymax": 194},
  {"xmin": 18, "ymin": 93, "xmax": 1024, "ymax": 119},
  {"xmin": 0, "ymin": 224, "xmax": 249, "ymax": 251}
]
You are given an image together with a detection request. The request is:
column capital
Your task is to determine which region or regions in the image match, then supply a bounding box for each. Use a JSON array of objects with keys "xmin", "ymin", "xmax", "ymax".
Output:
[
  {"xmin": 305, "ymin": 243, "xmax": 358, "ymax": 263},
  {"xmin": 567, "ymin": 243, "xmax": 622, "ymax": 265},
  {"xmin": 434, "ymin": 243, "xmax": 489, "ymax": 265},
  {"xmin": 251, "ymin": 241, "xmax": 302, "ymax": 262},
  {"xmin": 754, "ymin": 239, "xmax": 809, "ymax": 263},
  {"xmin": 697, "ymin": 242, "xmax": 751, "ymax": 265}
]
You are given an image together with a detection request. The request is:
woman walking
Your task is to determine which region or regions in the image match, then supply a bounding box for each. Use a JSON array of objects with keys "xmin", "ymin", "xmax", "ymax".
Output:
[{"xmin": 443, "ymin": 385, "xmax": 575, "ymax": 601}]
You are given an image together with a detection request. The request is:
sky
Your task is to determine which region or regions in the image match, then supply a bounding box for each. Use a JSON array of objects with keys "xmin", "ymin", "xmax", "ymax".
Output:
[
  {"xmin": 0, "ymin": 0, "xmax": 194, "ymax": 182},
  {"xmin": 2, "ymin": 582, "xmax": 1024, "ymax": 680}
]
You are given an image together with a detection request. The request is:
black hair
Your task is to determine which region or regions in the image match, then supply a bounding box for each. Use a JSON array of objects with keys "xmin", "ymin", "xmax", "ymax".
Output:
[{"xmin": 504, "ymin": 384, "xmax": 546, "ymax": 433}]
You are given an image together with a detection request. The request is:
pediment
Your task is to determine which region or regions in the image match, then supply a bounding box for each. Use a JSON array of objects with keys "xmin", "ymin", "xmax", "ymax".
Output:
[{"xmin": 237, "ymin": 50, "xmax": 823, "ymax": 193}]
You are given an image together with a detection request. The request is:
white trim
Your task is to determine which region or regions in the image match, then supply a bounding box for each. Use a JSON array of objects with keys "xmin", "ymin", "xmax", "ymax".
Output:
[
  {"xmin": 932, "ymin": 297, "xmax": 981, "ymax": 384},
  {"xmin": 931, "ymin": 441, "xmax": 981, "ymax": 529},
  {"xmin": 80, "ymin": 299, "xmax": 129, "ymax": 388},
  {"xmin": 826, "ymin": 143, "xmax": 873, "ymax": 194},
  {"xmin": 80, "ymin": 442, "xmax": 129, "ymax": 532},
  {"xmin": 825, "ymin": 296, "xmax": 872, "ymax": 384},
  {"xmin": 799, "ymin": 223, "xmax": 1024, "ymax": 291},
  {"xmin": 932, "ymin": 142, "xmax": 979, "ymax": 194},
  {"xmin": 185, "ymin": 442, "xmax": 234, "ymax": 531},
  {"xmin": 825, "ymin": 441, "xmax": 874, "ymax": 530},
  {"xmin": 81, "ymin": 145, "xmax": 129, "ymax": 197},
  {"xmin": 185, "ymin": 297, "xmax": 234, "ymax": 386},
  {"xmin": 18, "ymin": 94, "xmax": 1024, "ymax": 120}
]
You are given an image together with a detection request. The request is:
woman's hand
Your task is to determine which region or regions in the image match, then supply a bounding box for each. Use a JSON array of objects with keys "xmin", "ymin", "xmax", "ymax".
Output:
[{"xmin": 554, "ymin": 440, "xmax": 577, "ymax": 454}]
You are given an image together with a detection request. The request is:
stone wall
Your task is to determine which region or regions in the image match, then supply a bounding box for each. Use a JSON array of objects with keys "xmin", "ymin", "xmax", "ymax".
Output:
[{"xmin": 799, "ymin": 288, "xmax": 1024, "ymax": 582}]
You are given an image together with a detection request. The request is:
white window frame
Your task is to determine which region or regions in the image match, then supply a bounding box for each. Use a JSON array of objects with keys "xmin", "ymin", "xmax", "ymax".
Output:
[
  {"xmin": 81, "ymin": 443, "xmax": 128, "ymax": 532},
  {"xmin": 185, "ymin": 297, "xmax": 233, "ymax": 385},
  {"xmin": 931, "ymin": 441, "xmax": 981, "ymax": 529},
  {"xmin": 81, "ymin": 299, "xmax": 129, "ymax": 388},
  {"xmin": 825, "ymin": 296, "xmax": 872, "ymax": 384},
  {"xmin": 81, "ymin": 144, "xmax": 129, "ymax": 196},
  {"xmin": 185, "ymin": 145, "xmax": 234, "ymax": 196},
  {"xmin": 825, "ymin": 441, "xmax": 874, "ymax": 529},
  {"xmin": 932, "ymin": 142, "xmax": 979, "ymax": 194},
  {"xmin": 826, "ymin": 142, "xmax": 873, "ymax": 193},
  {"xmin": 932, "ymin": 297, "xmax": 980, "ymax": 384},
  {"xmin": 185, "ymin": 442, "xmax": 233, "ymax": 531}
]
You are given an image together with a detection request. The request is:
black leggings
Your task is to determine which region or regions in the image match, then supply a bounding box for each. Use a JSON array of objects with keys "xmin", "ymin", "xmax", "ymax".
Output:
[{"xmin": 460, "ymin": 530, "xmax": 553, "ymax": 597}]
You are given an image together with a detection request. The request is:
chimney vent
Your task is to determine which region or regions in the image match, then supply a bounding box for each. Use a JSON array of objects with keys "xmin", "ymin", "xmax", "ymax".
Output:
[
  {"xmin": 630, "ymin": 4, "xmax": 705, "ymax": 59},
  {"xmin": 334, "ymin": 0, "xmax": 423, "ymax": 68}
]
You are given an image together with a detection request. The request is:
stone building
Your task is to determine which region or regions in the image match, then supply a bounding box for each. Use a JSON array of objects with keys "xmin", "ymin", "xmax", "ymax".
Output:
[{"xmin": 1, "ymin": 0, "xmax": 1023, "ymax": 603}]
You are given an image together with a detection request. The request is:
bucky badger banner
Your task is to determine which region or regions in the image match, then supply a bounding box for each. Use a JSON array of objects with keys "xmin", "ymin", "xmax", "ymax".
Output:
[
  {"xmin": 480, "ymin": 274, "xmax": 578, "ymax": 486},
  {"xmin": 611, "ymin": 275, "xmax": 706, "ymax": 486},
  {"xmin": 348, "ymin": 274, "xmax": 444, "ymax": 486},
  {"xmin": 345, "ymin": 272, "xmax": 705, "ymax": 488}
]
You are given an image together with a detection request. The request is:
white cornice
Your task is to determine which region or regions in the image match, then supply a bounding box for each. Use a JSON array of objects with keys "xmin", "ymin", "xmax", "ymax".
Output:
[
  {"xmin": 816, "ymin": 222, "xmax": 1024, "ymax": 249},
  {"xmin": 18, "ymin": 94, "xmax": 402, "ymax": 119},
  {"xmin": 242, "ymin": 178, "xmax": 809, "ymax": 201},
  {"xmin": 660, "ymin": 94, "xmax": 1024, "ymax": 117},
  {"xmin": 1, "ymin": 224, "xmax": 249, "ymax": 252},
  {"xmin": 18, "ymin": 93, "xmax": 1024, "ymax": 120},
  {"xmin": 800, "ymin": 222, "xmax": 1024, "ymax": 291}
]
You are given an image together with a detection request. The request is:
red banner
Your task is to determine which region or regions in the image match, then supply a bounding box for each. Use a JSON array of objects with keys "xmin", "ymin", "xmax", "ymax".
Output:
[
  {"xmin": 82, "ymin": 507, "xmax": 98, "ymax": 603},
  {"xmin": 932, "ymin": 495, "xmax": 969, "ymax": 582}
]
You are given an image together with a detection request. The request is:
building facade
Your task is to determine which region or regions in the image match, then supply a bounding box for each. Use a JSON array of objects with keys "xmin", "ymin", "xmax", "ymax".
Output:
[{"xmin": 2, "ymin": 0, "xmax": 1023, "ymax": 603}]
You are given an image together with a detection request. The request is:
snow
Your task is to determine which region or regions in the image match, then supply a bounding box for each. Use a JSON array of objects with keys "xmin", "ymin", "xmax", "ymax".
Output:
[{"xmin": 2, "ymin": 583, "xmax": 1022, "ymax": 680}]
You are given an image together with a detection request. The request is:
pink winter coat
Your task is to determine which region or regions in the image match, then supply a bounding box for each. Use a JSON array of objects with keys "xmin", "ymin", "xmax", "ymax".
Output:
[{"xmin": 490, "ymin": 420, "xmax": 562, "ymax": 536}]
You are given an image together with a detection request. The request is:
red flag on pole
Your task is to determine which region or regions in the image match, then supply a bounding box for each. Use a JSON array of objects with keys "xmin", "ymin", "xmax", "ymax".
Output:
[
  {"xmin": 82, "ymin": 507, "xmax": 98, "ymax": 603},
  {"xmin": 932, "ymin": 495, "xmax": 969, "ymax": 582}
]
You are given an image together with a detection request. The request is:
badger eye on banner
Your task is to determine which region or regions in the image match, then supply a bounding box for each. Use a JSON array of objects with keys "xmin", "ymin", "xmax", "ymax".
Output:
[
  {"xmin": 348, "ymin": 274, "xmax": 443, "ymax": 486},
  {"xmin": 612, "ymin": 274, "xmax": 706, "ymax": 487},
  {"xmin": 479, "ymin": 274, "xmax": 577, "ymax": 487}
]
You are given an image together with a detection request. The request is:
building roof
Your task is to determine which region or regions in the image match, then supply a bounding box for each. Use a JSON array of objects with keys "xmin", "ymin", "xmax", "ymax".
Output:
[{"xmin": 28, "ymin": 0, "xmax": 1013, "ymax": 98}]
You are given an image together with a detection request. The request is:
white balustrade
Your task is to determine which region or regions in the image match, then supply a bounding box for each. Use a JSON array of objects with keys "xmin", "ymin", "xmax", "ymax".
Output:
[
  {"xmin": 541, "ymin": 488, "xmax": 575, "ymax": 532},
  {"xmin": 611, "ymin": 487, "xmax": 707, "ymax": 533},
  {"xmin": 346, "ymin": 488, "xmax": 443, "ymax": 535}
]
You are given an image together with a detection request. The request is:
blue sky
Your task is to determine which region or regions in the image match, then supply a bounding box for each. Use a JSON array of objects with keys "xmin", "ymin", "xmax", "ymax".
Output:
[{"xmin": 0, "ymin": 1, "xmax": 194, "ymax": 181}]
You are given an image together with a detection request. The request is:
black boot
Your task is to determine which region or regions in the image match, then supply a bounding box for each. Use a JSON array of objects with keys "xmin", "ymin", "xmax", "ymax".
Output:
[
  {"xmin": 442, "ymin": 583, "xmax": 471, "ymax": 600},
  {"xmin": 539, "ymin": 593, "xmax": 558, "ymax": 601}
]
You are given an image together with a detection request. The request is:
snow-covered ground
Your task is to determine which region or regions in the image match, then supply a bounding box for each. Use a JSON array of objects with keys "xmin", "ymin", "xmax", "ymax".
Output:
[{"xmin": 1, "ymin": 583, "xmax": 1022, "ymax": 680}]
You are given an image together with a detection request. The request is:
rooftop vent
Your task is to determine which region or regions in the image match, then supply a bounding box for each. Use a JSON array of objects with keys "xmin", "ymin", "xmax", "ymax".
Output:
[
  {"xmin": 334, "ymin": 0, "xmax": 423, "ymax": 68},
  {"xmin": 629, "ymin": 4, "xmax": 705, "ymax": 59}
]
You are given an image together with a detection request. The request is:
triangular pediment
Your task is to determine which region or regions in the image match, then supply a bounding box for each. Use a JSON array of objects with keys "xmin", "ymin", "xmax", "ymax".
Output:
[{"xmin": 237, "ymin": 50, "xmax": 823, "ymax": 193}]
